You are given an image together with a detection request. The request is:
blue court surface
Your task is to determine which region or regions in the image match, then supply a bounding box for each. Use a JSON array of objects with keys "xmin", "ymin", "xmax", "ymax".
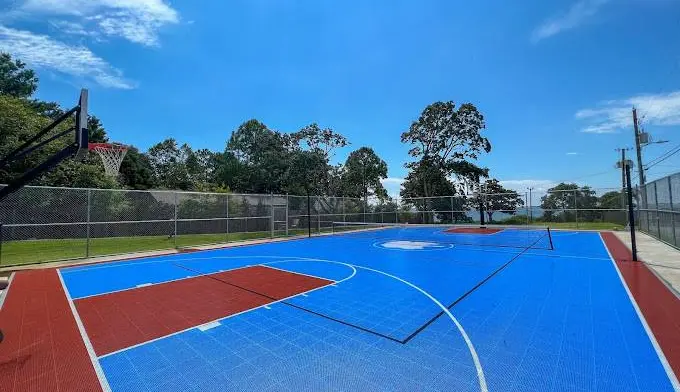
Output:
[{"xmin": 59, "ymin": 227, "xmax": 679, "ymax": 392}]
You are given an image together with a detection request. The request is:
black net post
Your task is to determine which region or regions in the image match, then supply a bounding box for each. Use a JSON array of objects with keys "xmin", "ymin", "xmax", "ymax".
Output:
[
  {"xmin": 625, "ymin": 163, "xmax": 638, "ymax": 261},
  {"xmin": 479, "ymin": 194, "xmax": 486, "ymax": 227},
  {"xmin": 0, "ymin": 222, "xmax": 3, "ymax": 265}
]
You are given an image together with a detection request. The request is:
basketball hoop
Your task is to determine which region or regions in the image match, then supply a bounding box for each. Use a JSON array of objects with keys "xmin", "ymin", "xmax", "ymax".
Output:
[{"xmin": 89, "ymin": 143, "xmax": 128, "ymax": 177}]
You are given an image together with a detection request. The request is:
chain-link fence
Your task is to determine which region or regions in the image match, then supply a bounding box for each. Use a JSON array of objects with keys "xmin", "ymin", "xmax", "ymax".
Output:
[
  {"xmin": 528, "ymin": 187, "xmax": 629, "ymax": 229},
  {"xmin": 0, "ymin": 185, "xmax": 630, "ymax": 266},
  {"xmin": 638, "ymin": 173, "xmax": 680, "ymax": 249}
]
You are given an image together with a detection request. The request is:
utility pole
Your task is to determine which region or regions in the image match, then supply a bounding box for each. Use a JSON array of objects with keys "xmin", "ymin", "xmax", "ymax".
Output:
[{"xmin": 633, "ymin": 108, "xmax": 645, "ymax": 188}]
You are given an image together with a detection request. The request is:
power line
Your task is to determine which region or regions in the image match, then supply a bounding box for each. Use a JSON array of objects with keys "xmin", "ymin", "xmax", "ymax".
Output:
[{"xmin": 645, "ymin": 144, "xmax": 680, "ymax": 170}]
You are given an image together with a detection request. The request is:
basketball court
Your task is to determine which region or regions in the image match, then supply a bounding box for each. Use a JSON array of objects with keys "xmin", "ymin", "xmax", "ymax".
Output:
[{"xmin": 1, "ymin": 225, "xmax": 680, "ymax": 391}]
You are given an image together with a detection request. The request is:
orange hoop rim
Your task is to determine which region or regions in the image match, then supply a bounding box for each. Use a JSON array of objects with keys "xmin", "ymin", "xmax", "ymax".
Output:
[{"xmin": 88, "ymin": 143, "xmax": 128, "ymax": 151}]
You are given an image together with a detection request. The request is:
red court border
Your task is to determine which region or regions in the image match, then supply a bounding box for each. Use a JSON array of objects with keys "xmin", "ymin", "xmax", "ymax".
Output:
[
  {"xmin": 601, "ymin": 232, "xmax": 680, "ymax": 386},
  {"xmin": 0, "ymin": 269, "xmax": 105, "ymax": 392}
]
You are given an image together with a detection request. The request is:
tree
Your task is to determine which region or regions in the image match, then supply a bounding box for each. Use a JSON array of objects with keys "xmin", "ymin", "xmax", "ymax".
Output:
[
  {"xmin": 283, "ymin": 150, "xmax": 328, "ymax": 196},
  {"xmin": 476, "ymin": 179, "xmax": 524, "ymax": 222},
  {"xmin": 147, "ymin": 139, "xmax": 193, "ymax": 190},
  {"xmin": 227, "ymin": 119, "xmax": 292, "ymax": 193},
  {"xmin": 119, "ymin": 147, "xmax": 156, "ymax": 190},
  {"xmin": 540, "ymin": 183, "xmax": 597, "ymax": 222},
  {"xmin": 400, "ymin": 158, "xmax": 461, "ymax": 223},
  {"xmin": 0, "ymin": 94, "xmax": 115, "ymax": 188},
  {"xmin": 186, "ymin": 148, "xmax": 218, "ymax": 191},
  {"xmin": 291, "ymin": 123, "xmax": 348, "ymax": 159},
  {"xmin": 0, "ymin": 52, "xmax": 38, "ymax": 98},
  {"xmin": 342, "ymin": 147, "xmax": 388, "ymax": 205},
  {"xmin": 401, "ymin": 101, "xmax": 491, "ymax": 199},
  {"xmin": 599, "ymin": 191, "xmax": 625, "ymax": 210}
]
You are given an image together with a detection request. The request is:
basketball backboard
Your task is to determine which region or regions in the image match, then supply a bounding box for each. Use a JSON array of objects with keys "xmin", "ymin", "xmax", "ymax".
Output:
[{"xmin": 75, "ymin": 89, "xmax": 89, "ymax": 159}]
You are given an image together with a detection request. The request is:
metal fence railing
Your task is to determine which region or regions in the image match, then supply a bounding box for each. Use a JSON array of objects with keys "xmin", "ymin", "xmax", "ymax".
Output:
[
  {"xmin": 638, "ymin": 173, "xmax": 680, "ymax": 249},
  {"xmin": 0, "ymin": 185, "xmax": 629, "ymax": 266}
]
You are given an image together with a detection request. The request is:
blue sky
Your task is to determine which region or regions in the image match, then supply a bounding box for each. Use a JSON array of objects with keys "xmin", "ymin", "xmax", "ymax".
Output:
[{"xmin": 1, "ymin": 0, "xmax": 679, "ymax": 197}]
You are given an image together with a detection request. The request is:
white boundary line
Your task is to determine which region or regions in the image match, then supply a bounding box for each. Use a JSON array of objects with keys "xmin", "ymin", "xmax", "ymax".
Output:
[
  {"xmin": 56, "ymin": 270, "xmax": 112, "ymax": 392},
  {"xmin": 72, "ymin": 264, "xmax": 254, "ymax": 301},
  {"xmin": 267, "ymin": 257, "xmax": 487, "ymax": 392},
  {"xmin": 66, "ymin": 256, "xmax": 312, "ymax": 300},
  {"xmin": 98, "ymin": 259, "xmax": 356, "ymax": 359},
  {"xmin": 0, "ymin": 272, "xmax": 15, "ymax": 310},
  {"xmin": 598, "ymin": 233, "xmax": 680, "ymax": 391},
  {"xmin": 263, "ymin": 263, "xmax": 340, "ymax": 283}
]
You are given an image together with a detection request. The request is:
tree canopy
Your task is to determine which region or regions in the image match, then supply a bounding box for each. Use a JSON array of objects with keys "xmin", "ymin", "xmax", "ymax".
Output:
[
  {"xmin": 0, "ymin": 53, "xmax": 38, "ymax": 99},
  {"xmin": 341, "ymin": 147, "xmax": 388, "ymax": 203}
]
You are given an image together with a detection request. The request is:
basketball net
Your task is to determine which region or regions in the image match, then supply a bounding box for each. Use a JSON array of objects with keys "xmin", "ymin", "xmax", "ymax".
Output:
[{"xmin": 89, "ymin": 143, "xmax": 128, "ymax": 177}]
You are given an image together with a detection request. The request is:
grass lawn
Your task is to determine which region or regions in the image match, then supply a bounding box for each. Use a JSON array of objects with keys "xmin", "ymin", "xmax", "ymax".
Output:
[
  {"xmin": 530, "ymin": 222, "xmax": 625, "ymax": 230},
  {"xmin": 0, "ymin": 231, "xmax": 280, "ymax": 267}
]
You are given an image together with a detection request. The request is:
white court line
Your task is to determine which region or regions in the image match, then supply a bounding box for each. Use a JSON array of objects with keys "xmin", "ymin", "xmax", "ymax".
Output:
[
  {"xmin": 69, "ymin": 255, "xmax": 342, "ymax": 300},
  {"xmin": 265, "ymin": 257, "xmax": 487, "ymax": 392},
  {"xmin": 453, "ymin": 245, "xmax": 611, "ymax": 261},
  {"xmin": 57, "ymin": 270, "xmax": 112, "ymax": 392},
  {"xmin": 263, "ymin": 263, "xmax": 339, "ymax": 283},
  {"xmin": 97, "ymin": 259, "xmax": 356, "ymax": 359},
  {"xmin": 62, "ymin": 254, "xmax": 300, "ymax": 274},
  {"xmin": 0, "ymin": 272, "xmax": 15, "ymax": 310},
  {"xmin": 73, "ymin": 264, "xmax": 254, "ymax": 301},
  {"xmin": 599, "ymin": 233, "xmax": 680, "ymax": 392}
]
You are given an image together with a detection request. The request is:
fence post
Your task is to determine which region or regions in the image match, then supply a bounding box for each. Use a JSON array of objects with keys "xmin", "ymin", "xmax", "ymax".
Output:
[
  {"xmin": 669, "ymin": 177, "xmax": 676, "ymax": 246},
  {"xmin": 270, "ymin": 193, "xmax": 274, "ymax": 239},
  {"xmin": 451, "ymin": 196, "xmax": 454, "ymax": 224},
  {"xmin": 342, "ymin": 197, "xmax": 346, "ymax": 223},
  {"xmin": 86, "ymin": 188, "xmax": 91, "ymax": 258},
  {"xmin": 396, "ymin": 197, "xmax": 399, "ymax": 224},
  {"xmin": 285, "ymin": 195, "xmax": 289, "ymax": 237},
  {"xmin": 0, "ymin": 223, "xmax": 3, "ymax": 266},
  {"xmin": 173, "ymin": 191, "xmax": 178, "ymax": 248},
  {"xmin": 574, "ymin": 189, "xmax": 579, "ymax": 229},
  {"xmin": 654, "ymin": 182, "xmax": 661, "ymax": 238},
  {"xmin": 225, "ymin": 194, "xmax": 230, "ymax": 242},
  {"xmin": 317, "ymin": 197, "xmax": 321, "ymax": 233}
]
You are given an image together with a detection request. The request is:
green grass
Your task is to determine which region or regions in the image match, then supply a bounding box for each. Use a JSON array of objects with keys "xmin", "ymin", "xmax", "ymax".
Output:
[
  {"xmin": 528, "ymin": 221, "xmax": 625, "ymax": 230},
  {"xmin": 0, "ymin": 231, "xmax": 281, "ymax": 267}
]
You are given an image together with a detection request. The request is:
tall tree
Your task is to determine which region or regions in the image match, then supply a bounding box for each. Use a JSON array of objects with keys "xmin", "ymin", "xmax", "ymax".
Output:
[
  {"xmin": 0, "ymin": 52, "xmax": 38, "ymax": 99},
  {"xmin": 227, "ymin": 119, "xmax": 292, "ymax": 193},
  {"xmin": 119, "ymin": 147, "xmax": 156, "ymax": 190},
  {"xmin": 283, "ymin": 150, "xmax": 328, "ymax": 196},
  {"xmin": 599, "ymin": 190, "xmax": 625, "ymax": 210},
  {"xmin": 342, "ymin": 147, "xmax": 388, "ymax": 205},
  {"xmin": 401, "ymin": 101, "xmax": 491, "ymax": 198},
  {"xmin": 147, "ymin": 138, "xmax": 193, "ymax": 190},
  {"xmin": 291, "ymin": 123, "xmax": 348, "ymax": 159},
  {"xmin": 400, "ymin": 158, "xmax": 460, "ymax": 223},
  {"xmin": 540, "ymin": 183, "xmax": 597, "ymax": 222},
  {"xmin": 475, "ymin": 179, "xmax": 525, "ymax": 222}
]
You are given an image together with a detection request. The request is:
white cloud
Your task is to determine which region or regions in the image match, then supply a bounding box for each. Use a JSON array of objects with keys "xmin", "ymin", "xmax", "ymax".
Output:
[
  {"xmin": 0, "ymin": 25, "xmax": 133, "ymax": 89},
  {"xmin": 566, "ymin": 152, "xmax": 580, "ymax": 155},
  {"xmin": 532, "ymin": 0, "xmax": 610, "ymax": 43},
  {"xmin": 49, "ymin": 20, "xmax": 98, "ymax": 38},
  {"xmin": 381, "ymin": 177, "xmax": 405, "ymax": 198},
  {"xmin": 577, "ymin": 91, "xmax": 680, "ymax": 134},
  {"xmin": 22, "ymin": 0, "xmax": 179, "ymax": 46}
]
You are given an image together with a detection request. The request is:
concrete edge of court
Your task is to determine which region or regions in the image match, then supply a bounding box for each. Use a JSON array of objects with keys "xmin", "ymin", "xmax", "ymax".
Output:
[{"xmin": 614, "ymin": 230, "xmax": 680, "ymax": 298}]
